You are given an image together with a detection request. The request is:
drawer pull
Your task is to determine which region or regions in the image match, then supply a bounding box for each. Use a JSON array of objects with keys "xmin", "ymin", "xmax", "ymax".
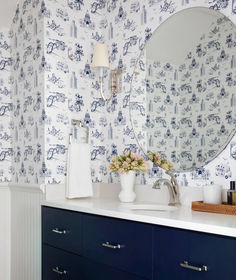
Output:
[
  {"xmin": 52, "ymin": 267, "xmax": 67, "ymax": 275},
  {"xmin": 102, "ymin": 242, "xmax": 123, "ymax": 249},
  {"xmin": 180, "ymin": 261, "xmax": 207, "ymax": 272},
  {"xmin": 52, "ymin": 228, "xmax": 67, "ymax": 235}
]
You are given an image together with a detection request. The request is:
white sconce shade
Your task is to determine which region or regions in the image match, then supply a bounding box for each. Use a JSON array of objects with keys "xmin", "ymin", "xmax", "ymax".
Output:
[{"xmin": 91, "ymin": 43, "xmax": 110, "ymax": 69}]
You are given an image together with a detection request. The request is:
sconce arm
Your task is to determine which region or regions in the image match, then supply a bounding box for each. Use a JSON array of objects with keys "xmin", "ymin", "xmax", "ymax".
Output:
[{"xmin": 99, "ymin": 78, "xmax": 113, "ymax": 102}]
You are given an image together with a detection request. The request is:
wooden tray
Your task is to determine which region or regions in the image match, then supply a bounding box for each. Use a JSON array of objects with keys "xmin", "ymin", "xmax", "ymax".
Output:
[{"xmin": 192, "ymin": 201, "xmax": 236, "ymax": 215}]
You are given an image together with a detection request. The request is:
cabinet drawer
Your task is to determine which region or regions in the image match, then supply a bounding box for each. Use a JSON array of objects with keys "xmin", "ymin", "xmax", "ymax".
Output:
[
  {"xmin": 82, "ymin": 214, "xmax": 152, "ymax": 279},
  {"xmin": 83, "ymin": 258, "xmax": 147, "ymax": 280},
  {"xmin": 42, "ymin": 206, "xmax": 82, "ymax": 255},
  {"xmin": 153, "ymin": 225, "xmax": 236, "ymax": 280},
  {"xmin": 43, "ymin": 245, "xmax": 146, "ymax": 280},
  {"xmin": 42, "ymin": 245, "xmax": 83, "ymax": 280},
  {"xmin": 189, "ymin": 231, "xmax": 236, "ymax": 280}
]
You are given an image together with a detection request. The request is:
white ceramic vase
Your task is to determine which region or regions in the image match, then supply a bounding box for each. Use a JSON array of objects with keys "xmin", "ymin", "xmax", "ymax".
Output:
[{"xmin": 119, "ymin": 170, "xmax": 136, "ymax": 203}]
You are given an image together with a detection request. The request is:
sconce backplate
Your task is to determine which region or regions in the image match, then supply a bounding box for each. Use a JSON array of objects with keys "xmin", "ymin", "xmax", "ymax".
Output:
[{"xmin": 111, "ymin": 69, "xmax": 122, "ymax": 95}]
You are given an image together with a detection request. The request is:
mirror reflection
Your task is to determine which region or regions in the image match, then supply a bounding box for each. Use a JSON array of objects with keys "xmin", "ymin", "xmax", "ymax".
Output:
[{"xmin": 130, "ymin": 7, "xmax": 236, "ymax": 172}]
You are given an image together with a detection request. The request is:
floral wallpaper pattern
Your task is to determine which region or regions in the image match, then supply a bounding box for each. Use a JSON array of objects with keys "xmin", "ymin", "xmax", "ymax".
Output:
[
  {"xmin": 131, "ymin": 15, "xmax": 236, "ymax": 172},
  {"xmin": 0, "ymin": 0, "xmax": 235, "ymax": 187}
]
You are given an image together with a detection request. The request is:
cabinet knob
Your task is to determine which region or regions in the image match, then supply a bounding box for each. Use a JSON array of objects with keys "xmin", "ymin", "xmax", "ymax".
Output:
[
  {"xmin": 180, "ymin": 261, "xmax": 208, "ymax": 272},
  {"xmin": 52, "ymin": 228, "xmax": 67, "ymax": 235},
  {"xmin": 102, "ymin": 242, "xmax": 124, "ymax": 249},
  {"xmin": 52, "ymin": 267, "xmax": 67, "ymax": 275}
]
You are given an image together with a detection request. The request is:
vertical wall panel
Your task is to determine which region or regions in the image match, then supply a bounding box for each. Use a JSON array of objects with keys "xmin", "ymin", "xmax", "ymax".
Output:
[
  {"xmin": 0, "ymin": 186, "xmax": 10, "ymax": 280},
  {"xmin": 10, "ymin": 185, "xmax": 43, "ymax": 280}
]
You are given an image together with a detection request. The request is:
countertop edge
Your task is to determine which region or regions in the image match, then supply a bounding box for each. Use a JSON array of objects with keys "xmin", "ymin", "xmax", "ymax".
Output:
[{"xmin": 41, "ymin": 200, "xmax": 236, "ymax": 238}]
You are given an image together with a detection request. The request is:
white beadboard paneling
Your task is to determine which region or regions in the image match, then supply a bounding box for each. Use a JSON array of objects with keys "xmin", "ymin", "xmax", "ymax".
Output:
[
  {"xmin": 0, "ymin": 185, "xmax": 10, "ymax": 280},
  {"xmin": 9, "ymin": 184, "xmax": 44, "ymax": 280}
]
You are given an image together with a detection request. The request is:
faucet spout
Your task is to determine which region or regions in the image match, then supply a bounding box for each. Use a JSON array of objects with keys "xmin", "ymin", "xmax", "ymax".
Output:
[{"xmin": 152, "ymin": 172, "xmax": 181, "ymax": 206}]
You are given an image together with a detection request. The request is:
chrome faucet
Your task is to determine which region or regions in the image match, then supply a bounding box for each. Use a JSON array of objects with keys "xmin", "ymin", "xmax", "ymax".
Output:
[{"xmin": 153, "ymin": 171, "xmax": 181, "ymax": 206}]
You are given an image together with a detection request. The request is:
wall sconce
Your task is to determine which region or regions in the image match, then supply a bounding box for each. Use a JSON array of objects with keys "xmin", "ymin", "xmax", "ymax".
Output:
[{"xmin": 91, "ymin": 43, "xmax": 122, "ymax": 102}]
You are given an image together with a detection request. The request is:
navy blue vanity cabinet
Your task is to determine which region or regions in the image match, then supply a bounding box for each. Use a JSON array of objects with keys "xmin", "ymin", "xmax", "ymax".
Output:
[
  {"xmin": 42, "ymin": 206, "xmax": 236, "ymax": 280},
  {"xmin": 153, "ymin": 226, "xmax": 236, "ymax": 280},
  {"xmin": 42, "ymin": 244, "xmax": 84, "ymax": 280},
  {"xmin": 42, "ymin": 206, "xmax": 82, "ymax": 255},
  {"xmin": 82, "ymin": 213, "xmax": 152, "ymax": 279}
]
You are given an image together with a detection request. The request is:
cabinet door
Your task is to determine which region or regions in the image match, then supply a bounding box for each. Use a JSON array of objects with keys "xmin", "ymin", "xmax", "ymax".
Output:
[
  {"xmin": 153, "ymin": 226, "xmax": 190, "ymax": 280},
  {"xmin": 82, "ymin": 213, "xmax": 152, "ymax": 279},
  {"xmin": 42, "ymin": 245, "xmax": 84, "ymax": 280},
  {"xmin": 188, "ymin": 231, "xmax": 236, "ymax": 280}
]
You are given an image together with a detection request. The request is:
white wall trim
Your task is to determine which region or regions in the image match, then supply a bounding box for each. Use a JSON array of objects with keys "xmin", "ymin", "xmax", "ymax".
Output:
[
  {"xmin": 0, "ymin": 183, "xmax": 10, "ymax": 188},
  {"xmin": 8, "ymin": 183, "xmax": 44, "ymax": 193}
]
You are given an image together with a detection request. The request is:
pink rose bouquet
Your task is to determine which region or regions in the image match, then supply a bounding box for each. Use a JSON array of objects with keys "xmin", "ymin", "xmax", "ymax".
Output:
[{"xmin": 109, "ymin": 152, "xmax": 148, "ymax": 174}]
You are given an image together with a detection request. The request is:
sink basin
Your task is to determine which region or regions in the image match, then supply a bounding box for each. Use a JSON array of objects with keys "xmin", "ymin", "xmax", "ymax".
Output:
[{"xmin": 122, "ymin": 204, "xmax": 178, "ymax": 212}]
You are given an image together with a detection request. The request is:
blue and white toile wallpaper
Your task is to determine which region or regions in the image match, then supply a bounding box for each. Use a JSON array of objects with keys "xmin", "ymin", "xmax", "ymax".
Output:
[
  {"xmin": 0, "ymin": 0, "xmax": 235, "ymax": 187},
  {"xmin": 44, "ymin": 0, "xmax": 106, "ymax": 184},
  {"xmin": 11, "ymin": 1, "xmax": 45, "ymax": 184},
  {"xmin": 0, "ymin": 30, "xmax": 12, "ymax": 183}
]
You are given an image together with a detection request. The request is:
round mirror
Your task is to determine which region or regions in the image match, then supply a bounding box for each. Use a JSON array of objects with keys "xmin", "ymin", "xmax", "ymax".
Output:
[{"xmin": 130, "ymin": 7, "xmax": 236, "ymax": 172}]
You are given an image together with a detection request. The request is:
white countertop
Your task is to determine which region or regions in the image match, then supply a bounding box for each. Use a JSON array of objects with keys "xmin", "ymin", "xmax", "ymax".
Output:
[{"xmin": 41, "ymin": 198, "xmax": 236, "ymax": 238}]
